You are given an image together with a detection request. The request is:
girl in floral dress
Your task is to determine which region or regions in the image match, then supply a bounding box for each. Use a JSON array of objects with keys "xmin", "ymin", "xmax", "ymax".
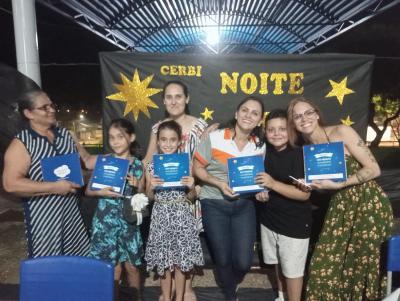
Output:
[
  {"xmin": 145, "ymin": 120, "xmax": 204, "ymax": 301},
  {"xmin": 85, "ymin": 119, "xmax": 145, "ymax": 300}
]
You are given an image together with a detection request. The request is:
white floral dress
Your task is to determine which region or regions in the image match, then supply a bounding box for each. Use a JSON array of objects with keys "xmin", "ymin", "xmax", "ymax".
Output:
[
  {"xmin": 145, "ymin": 163, "xmax": 204, "ymax": 276},
  {"xmin": 152, "ymin": 118, "xmax": 209, "ymax": 231}
]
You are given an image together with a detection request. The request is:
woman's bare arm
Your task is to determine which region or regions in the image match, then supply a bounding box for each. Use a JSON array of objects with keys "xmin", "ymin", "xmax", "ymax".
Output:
[
  {"xmin": 69, "ymin": 131, "xmax": 97, "ymax": 170},
  {"xmin": 311, "ymin": 125, "xmax": 381, "ymax": 190},
  {"xmin": 143, "ymin": 131, "xmax": 157, "ymax": 165},
  {"xmin": 339, "ymin": 125, "xmax": 380, "ymax": 186},
  {"xmin": 3, "ymin": 139, "xmax": 80, "ymax": 197},
  {"xmin": 193, "ymin": 158, "xmax": 237, "ymax": 198}
]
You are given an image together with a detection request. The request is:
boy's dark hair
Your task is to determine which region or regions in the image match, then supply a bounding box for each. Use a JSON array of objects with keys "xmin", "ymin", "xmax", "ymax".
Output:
[
  {"xmin": 109, "ymin": 118, "xmax": 143, "ymax": 160},
  {"xmin": 264, "ymin": 108, "xmax": 291, "ymax": 149},
  {"xmin": 264, "ymin": 108, "xmax": 287, "ymax": 126}
]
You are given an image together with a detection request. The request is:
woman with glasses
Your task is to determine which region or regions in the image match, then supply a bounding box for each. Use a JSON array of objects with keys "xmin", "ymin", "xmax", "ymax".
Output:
[
  {"xmin": 2, "ymin": 89, "xmax": 90, "ymax": 258},
  {"xmin": 287, "ymin": 97, "xmax": 393, "ymax": 300}
]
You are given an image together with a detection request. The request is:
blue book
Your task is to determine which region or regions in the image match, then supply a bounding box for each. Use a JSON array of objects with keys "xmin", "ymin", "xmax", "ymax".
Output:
[
  {"xmin": 303, "ymin": 141, "xmax": 347, "ymax": 184},
  {"xmin": 227, "ymin": 155, "xmax": 265, "ymax": 194},
  {"xmin": 40, "ymin": 152, "xmax": 83, "ymax": 186},
  {"xmin": 153, "ymin": 153, "xmax": 189, "ymax": 188},
  {"xmin": 90, "ymin": 155, "xmax": 130, "ymax": 193}
]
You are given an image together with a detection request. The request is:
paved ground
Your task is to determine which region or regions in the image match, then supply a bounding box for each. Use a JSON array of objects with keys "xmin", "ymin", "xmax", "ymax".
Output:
[
  {"xmin": 0, "ymin": 187, "xmax": 277, "ymax": 301},
  {"xmin": 1, "ymin": 181, "xmax": 399, "ymax": 301}
]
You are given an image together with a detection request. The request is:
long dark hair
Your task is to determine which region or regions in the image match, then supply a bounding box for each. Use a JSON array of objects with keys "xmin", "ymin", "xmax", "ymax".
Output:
[
  {"xmin": 162, "ymin": 80, "xmax": 190, "ymax": 116},
  {"xmin": 220, "ymin": 96, "xmax": 265, "ymax": 148},
  {"xmin": 109, "ymin": 118, "xmax": 143, "ymax": 160}
]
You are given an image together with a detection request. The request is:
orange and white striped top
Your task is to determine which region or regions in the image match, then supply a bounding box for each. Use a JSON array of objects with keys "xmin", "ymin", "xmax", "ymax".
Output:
[{"xmin": 194, "ymin": 128, "xmax": 265, "ymax": 200}]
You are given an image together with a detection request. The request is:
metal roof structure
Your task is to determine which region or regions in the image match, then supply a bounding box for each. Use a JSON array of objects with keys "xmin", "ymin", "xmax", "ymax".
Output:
[{"xmin": 37, "ymin": 0, "xmax": 400, "ymax": 54}]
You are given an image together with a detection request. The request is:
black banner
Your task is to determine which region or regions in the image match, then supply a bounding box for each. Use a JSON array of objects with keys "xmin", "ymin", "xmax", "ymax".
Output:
[{"xmin": 100, "ymin": 53, "xmax": 374, "ymax": 148}]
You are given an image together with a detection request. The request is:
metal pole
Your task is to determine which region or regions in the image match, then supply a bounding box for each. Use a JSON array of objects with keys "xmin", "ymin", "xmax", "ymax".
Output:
[{"xmin": 12, "ymin": 0, "xmax": 41, "ymax": 87}]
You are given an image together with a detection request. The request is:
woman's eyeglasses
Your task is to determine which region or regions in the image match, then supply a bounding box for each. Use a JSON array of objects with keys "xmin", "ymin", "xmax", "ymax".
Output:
[
  {"xmin": 293, "ymin": 109, "xmax": 317, "ymax": 122},
  {"xmin": 32, "ymin": 103, "xmax": 57, "ymax": 112}
]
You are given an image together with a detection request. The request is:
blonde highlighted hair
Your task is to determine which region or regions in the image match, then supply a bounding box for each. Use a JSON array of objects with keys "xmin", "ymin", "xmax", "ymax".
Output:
[{"xmin": 286, "ymin": 96, "xmax": 325, "ymax": 147}]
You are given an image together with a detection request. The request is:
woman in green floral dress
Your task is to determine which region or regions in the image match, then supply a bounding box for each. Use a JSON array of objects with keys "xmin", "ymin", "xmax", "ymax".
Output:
[{"xmin": 287, "ymin": 97, "xmax": 393, "ymax": 301}]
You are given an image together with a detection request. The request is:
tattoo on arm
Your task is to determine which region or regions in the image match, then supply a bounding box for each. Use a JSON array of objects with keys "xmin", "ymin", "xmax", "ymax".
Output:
[
  {"xmin": 355, "ymin": 172, "xmax": 364, "ymax": 184},
  {"xmin": 356, "ymin": 138, "xmax": 365, "ymax": 147},
  {"xmin": 356, "ymin": 138, "xmax": 377, "ymax": 164},
  {"xmin": 355, "ymin": 168, "xmax": 373, "ymax": 184}
]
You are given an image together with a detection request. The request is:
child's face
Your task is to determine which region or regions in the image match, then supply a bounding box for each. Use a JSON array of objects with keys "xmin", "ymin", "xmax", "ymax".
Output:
[
  {"xmin": 265, "ymin": 117, "xmax": 288, "ymax": 151},
  {"xmin": 108, "ymin": 126, "xmax": 134, "ymax": 157},
  {"xmin": 157, "ymin": 128, "xmax": 180, "ymax": 154}
]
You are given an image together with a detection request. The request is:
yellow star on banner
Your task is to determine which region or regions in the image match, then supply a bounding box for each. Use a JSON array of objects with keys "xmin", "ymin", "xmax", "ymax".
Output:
[
  {"xmin": 260, "ymin": 111, "xmax": 270, "ymax": 126},
  {"xmin": 106, "ymin": 69, "xmax": 162, "ymax": 121},
  {"xmin": 341, "ymin": 115, "xmax": 354, "ymax": 126},
  {"xmin": 201, "ymin": 107, "xmax": 214, "ymax": 121},
  {"xmin": 325, "ymin": 76, "xmax": 355, "ymax": 105}
]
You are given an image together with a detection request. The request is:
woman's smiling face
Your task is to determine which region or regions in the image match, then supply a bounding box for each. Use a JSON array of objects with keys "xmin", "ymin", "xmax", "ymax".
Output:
[
  {"xmin": 292, "ymin": 101, "xmax": 319, "ymax": 135},
  {"xmin": 163, "ymin": 83, "xmax": 188, "ymax": 118},
  {"xmin": 235, "ymin": 99, "xmax": 263, "ymax": 133}
]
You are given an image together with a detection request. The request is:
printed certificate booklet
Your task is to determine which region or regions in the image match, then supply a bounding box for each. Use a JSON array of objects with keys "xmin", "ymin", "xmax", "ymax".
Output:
[
  {"xmin": 227, "ymin": 155, "xmax": 265, "ymax": 194},
  {"xmin": 303, "ymin": 141, "xmax": 347, "ymax": 184},
  {"xmin": 40, "ymin": 152, "xmax": 83, "ymax": 186},
  {"xmin": 90, "ymin": 155, "xmax": 130, "ymax": 193},
  {"xmin": 153, "ymin": 153, "xmax": 189, "ymax": 188}
]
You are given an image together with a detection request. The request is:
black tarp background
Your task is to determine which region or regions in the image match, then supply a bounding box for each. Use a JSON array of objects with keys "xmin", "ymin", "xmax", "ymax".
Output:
[
  {"xmin": 0, "ymin": 58, "xmax": 399, "ymax": 301},
  {"xmin": 100, "ymin": 53, "xmax": 374, "ymax": 151},
  {"xmin": 0, "ymin": 62, "xmax": 39, "ymax": 166}
]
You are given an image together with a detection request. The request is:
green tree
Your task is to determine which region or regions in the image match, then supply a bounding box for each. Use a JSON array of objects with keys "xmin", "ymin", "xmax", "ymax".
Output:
[{"xmin": 368, "ymin": 95, "xmax": 400, "ymax": 146}]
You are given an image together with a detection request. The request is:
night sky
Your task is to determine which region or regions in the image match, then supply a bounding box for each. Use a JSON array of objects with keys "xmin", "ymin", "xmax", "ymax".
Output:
[{"xmin": 0, "ymin": 0, "xmax": 399, "ymax": 118}]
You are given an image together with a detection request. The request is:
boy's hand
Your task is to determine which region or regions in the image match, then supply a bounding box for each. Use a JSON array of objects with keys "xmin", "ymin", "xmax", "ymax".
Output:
[
  {"xmin": 255, "ymin": 190, "xmax": 269, "ymax": 202},
  {"xmin": 290, "ymin": 177, "xmax": 312, "ymax": 192},
  {"xmin": 255, "ymin": 172, "xmax": 275, "ymax": 189}
]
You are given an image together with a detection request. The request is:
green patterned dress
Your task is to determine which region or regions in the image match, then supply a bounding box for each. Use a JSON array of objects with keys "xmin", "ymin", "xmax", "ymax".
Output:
[{"xmin": 306, "ymin": 156, "xmax": 393, "ymax": 301}]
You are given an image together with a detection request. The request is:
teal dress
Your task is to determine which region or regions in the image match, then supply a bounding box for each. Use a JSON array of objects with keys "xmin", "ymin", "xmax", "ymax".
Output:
[
  {"xmin": 306, "ymin": 156, "xmax": 393, "ymax": 300},
  {"xmin": 89, "ymin": 157, "xmax": 144, "ymax": 266}
]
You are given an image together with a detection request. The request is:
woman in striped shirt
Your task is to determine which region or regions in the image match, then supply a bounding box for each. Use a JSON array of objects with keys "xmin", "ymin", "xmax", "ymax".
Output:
[{"xmin": 2, "ymin": 89, "xmax": 90, "ymax": 258}]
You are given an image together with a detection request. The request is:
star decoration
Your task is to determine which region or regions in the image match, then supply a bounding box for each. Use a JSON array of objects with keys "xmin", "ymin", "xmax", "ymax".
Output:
[
  {"xmin": 260, "ymin": 111, "xmax": 270, "ymax": 126},
  {"xmin": 106, "ymin": 69, "xmax": 162, "ymax": 121},
  {"xmin": 201, "ymin": 107, "xmax": 214, "ymax": 121},
  {"xmin": 341, "ymin": 115, "xmax": 354, "ymax": 126},
  {"xmin": 325, "ymin": 76, "xmax": 355, "ymax": 105}
]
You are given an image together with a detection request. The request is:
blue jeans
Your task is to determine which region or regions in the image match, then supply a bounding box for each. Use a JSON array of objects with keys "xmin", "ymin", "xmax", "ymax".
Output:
[{"xmin": 201, "ymin": 198, "xmax": 256, "ymax": 300}]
